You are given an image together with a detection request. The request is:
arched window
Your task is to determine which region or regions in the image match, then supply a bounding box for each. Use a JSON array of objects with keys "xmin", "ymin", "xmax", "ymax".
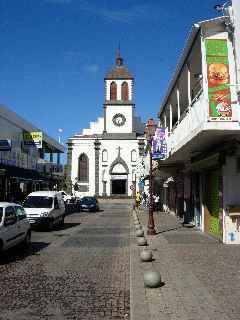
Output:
[
  {"xmin": 102, "ymin": 149, "xmax": 108, "ymax": 162},
  {"xmin": 131, "ymin": 150, "xmax": 137, "ymax": 162},
  {"xmin": 78, "ymin": 153, "xmax": 89, "ymax": 182},
  {"xmin": 121, "ymin": 82, "xmax": 129, "ymax": 101},
  {"xmin": 110, "ymin": 81, "xmax": 117, "ymax": 100}
]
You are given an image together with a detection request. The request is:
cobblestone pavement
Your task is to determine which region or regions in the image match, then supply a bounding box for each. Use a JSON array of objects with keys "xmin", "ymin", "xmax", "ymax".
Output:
[
  {"xmin": 0, "ymin": 201, "xmax": 131, "ymax": 320},
  {"xmin": 131, "ymin": 209, "xmax": 240, "ymax": 320}
]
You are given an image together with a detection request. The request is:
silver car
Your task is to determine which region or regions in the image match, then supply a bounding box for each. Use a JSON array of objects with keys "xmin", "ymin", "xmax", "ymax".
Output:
[{"xmin": 0, "ymin": 202, "xmax": 31, "ymax": 252}]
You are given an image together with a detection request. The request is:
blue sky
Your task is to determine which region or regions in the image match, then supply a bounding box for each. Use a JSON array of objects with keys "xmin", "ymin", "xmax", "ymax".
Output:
[{"xmin": 0, "ymin": 0, "xmax": 222, "ymax": 160}]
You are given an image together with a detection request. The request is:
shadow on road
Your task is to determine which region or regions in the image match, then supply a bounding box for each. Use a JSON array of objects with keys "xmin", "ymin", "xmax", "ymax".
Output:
[
  {"xmin": 0, "ymin": 241, "xmax": 50, "ymax": 265},
  {"xmin": 55, "ymin": 222, "xmax": 81, "ymax": 231}
]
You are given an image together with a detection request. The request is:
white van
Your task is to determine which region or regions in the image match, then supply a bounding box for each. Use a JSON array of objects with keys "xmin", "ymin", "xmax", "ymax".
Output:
[{"xmin": 23, "ymin": 191, "xmax": 65, "ymax": 229}]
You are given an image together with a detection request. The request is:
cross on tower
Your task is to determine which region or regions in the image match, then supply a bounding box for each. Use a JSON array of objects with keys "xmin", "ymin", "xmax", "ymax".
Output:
[{"xmin": 117, "ymin": 146, "xmax": 122, "ymax": 157}]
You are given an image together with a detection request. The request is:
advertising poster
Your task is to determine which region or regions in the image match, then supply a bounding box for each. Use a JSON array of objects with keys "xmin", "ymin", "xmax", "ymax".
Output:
[
  {"xmin": 23, "ymin": 132, "xmax": 42, "ymax": 148},
  {"xmin": 152, "ymin": 128, "xmax": 167, "ymax": 160},
  {"xmin": 205, "ymin": 39, "xmax": 232, "ymax": 121}
]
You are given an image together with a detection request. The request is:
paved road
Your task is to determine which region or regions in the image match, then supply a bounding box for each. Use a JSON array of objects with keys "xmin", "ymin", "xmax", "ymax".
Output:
[
  {"xmin": 131, "ymin": 210, "xmax": 240, "ymax": 320},
  {"xmin": 0, "ymin": 201, "xmax": 131, "ymax": 320}
]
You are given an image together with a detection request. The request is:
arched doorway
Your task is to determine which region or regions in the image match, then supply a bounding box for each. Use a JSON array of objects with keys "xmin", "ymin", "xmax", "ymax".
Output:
[{"xmin": 110, "ymin": 163, "xmax": 128, "ymax": 195}]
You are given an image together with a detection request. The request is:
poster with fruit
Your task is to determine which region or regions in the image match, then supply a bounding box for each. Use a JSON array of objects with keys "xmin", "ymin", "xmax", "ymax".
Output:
[{"xmin": 205, "ymin": 39, "xmax": 232, "ymax": 121}]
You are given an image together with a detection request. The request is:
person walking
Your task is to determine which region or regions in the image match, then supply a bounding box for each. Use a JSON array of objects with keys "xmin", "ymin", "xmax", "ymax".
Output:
[{"xmin": 135, "ymin": 191, "xmax": 141, "ymax": 212}]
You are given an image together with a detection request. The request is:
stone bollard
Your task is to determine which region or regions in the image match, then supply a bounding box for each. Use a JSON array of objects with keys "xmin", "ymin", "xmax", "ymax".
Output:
[
  {"xmin": 136, "ymin": 229, "xmax": 144, "ymax": 237},
  {"xmin": 137, "ymin": 237, "xmax": 148, "ymax": 246},
  {"xmin": 140, "ymin": 249, "xmax": 153, "ymax": 262},
  {"xmin": 143, "ymin": 271, "xmax": 162, "ymax": 288}
]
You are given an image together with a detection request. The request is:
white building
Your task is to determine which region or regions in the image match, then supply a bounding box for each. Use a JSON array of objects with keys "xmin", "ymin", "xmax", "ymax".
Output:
[
  {"xmin": 157, "ymin": 3, "xmax": 240, "ymax": 244},
  {"xmin": 68, "ymin": 52, "xmax": 146, "ymax": 197}
]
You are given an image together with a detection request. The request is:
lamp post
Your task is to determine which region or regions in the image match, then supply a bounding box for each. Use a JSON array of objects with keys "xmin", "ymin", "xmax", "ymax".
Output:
[{"xmin": 144, "ymin": 118, "xmax": 157, "ymax": 235}]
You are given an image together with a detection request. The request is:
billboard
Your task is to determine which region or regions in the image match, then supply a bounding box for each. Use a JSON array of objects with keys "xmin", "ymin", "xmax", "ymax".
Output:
[
  {"xmin": 23, "ymin": 132, "xmax": 42, "ymax": 148},
  {"xmin": 152, "ymin": 128, "xmax": 167, "ymax": 160},
  {"xmin": 205, "ymin": 39, "xmax": 232, "ymax": 121}
]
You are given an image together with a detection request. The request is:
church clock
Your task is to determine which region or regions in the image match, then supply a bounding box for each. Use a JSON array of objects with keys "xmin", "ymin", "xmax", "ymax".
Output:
[{"xmin": 112, "ymin": 113, "xmax": 126, "ymax": 127}]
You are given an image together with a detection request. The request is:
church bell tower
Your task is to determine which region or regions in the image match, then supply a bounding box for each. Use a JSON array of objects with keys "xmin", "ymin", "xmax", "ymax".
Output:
[{"xmin": 103, "ymin": 50, "xmax": 135, "ymax": 136}]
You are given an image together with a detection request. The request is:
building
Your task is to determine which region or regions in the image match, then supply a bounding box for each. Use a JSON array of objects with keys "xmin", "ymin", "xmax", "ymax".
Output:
[
  {"xmin": 157, "ymin": 3, "xmax": 240, "ymax": 244},
  {"xmin": 68, "ymin": 51, "xmax": 146, "ymax": 197},
  {"xmin": 0, "ymin": 104, "xmax": 64, "ymax": 201}
]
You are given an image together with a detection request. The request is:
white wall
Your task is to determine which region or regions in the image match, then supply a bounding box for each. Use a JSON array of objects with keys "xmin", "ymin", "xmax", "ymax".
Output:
[
  {"xmin": 99, "ymin": 139, "xmax": 139, "ymax": 196},
  {"xmin": 106, "ymin": 105, "xmax": 133, "ymax": 133},
  {"xmin": 71, "ymin": 139, "xmax": 96, "ymax": 196}
]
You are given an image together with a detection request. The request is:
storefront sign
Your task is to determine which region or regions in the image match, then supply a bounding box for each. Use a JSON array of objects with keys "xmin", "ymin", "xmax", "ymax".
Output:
[
  {"xmin": 23, "ymin": 132, "xmax": 42, "ymax": 148},
  {"xmin": 0, "ymin": 139, "xmax": 11, "ymax": 151},
  {"xmin": 152, "ymin": 128, "xmax": 167, "ymax": 160},
  {"xmin": 205, "ymin": 39, "xmax": 232, "ymax": 121}
]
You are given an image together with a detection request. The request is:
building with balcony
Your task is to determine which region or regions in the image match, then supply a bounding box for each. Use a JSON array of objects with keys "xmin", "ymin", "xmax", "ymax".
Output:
[
  {"xmin": 158, "ymin": 3, "xmax": 240, "ymax": 244},
  {"xmin": 0, "ymin": 104, "xmax": 64, "ymax": 202}
]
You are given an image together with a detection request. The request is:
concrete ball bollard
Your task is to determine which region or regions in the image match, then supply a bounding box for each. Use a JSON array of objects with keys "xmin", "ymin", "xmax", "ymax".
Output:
[
  {"xmin": 135, "ymin": 225, "xmax": 142, "ymax": 230},
  {"xmin": 143, "ymin": 271, "xmax": 162, "ymax": 288},
  {"xmin": 136, "ymin": 229, "xmax": 144, "ymax": 237},
  {"xmin": 137, "ymin": 237, "xmax": 148, "ymax": 246},
  {"xmin": 140, "ymin": 250, "xmax": 153, "ymax": 262}
]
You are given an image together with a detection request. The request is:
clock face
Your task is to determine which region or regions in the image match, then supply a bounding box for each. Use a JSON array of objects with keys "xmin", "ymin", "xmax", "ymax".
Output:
[{"xmin": 112, "ymin": 113, "xmax": 126, "ymax": 127}]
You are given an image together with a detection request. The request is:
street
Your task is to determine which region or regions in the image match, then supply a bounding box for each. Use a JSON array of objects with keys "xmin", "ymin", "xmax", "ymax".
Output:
[{"xmin": 0, "ymin": 201, "xmax": 131, "ymax": 320}]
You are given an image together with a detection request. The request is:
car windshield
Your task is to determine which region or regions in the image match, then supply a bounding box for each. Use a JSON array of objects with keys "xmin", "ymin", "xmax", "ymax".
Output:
[
  {"xmin": 81, "ymin": 197, "xmax": 96, "ymax": 204},
  {"xmin": 0, "ymin": 208, "xmax": 3, "ymax": 223},
  {"xmin": 23, "ymin": 196, "xmax": 53, "ymax": 208}
]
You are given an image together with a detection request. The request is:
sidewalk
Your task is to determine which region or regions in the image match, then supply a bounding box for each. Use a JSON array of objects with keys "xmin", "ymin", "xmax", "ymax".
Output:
[{"xmin": 130, "ymin": 209, "xmax": 240, "ymax": 320}]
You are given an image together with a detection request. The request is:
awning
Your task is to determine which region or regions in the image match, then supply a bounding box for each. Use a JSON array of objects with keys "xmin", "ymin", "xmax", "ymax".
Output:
[{"xmin": 0, "ymin": 164, "xmax": 48, "ymax": 181}]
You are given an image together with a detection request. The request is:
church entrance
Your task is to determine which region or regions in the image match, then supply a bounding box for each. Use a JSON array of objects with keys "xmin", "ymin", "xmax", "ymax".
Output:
[
  {"xmin": 112, "ymin": 179, "xmax": 126, "ymax": 195},
  {"xmin": 111, "ymin": 175, "xmax": 128, "ymax": 195}
]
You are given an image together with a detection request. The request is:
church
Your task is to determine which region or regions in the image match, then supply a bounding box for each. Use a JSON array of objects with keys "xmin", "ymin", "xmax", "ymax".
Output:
[{"xmin": 67, "ymin": 51, "xmax": 146, "ymax": 197}]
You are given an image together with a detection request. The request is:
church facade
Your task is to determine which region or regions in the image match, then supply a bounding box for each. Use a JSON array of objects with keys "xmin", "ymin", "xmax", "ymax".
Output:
[{"xmin": 67, "ymin": 52, "xmax": 146, "ymax": 197}]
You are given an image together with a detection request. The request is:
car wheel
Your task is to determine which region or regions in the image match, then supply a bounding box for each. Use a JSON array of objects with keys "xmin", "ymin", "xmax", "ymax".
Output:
[
  {"xmin": 23, "ymin": 231, "xmax": 31, "ymax": 248},
  {"xmin": 48, "ymin": 219, "xmax": 54, "ymax": 230},
  {"xmin": 0, "ymin": 240, "xmax": 3, "ymax": 253},
  {"xmin": 59, "ymin": 215, "xmax": 64, "ymax": 226}
]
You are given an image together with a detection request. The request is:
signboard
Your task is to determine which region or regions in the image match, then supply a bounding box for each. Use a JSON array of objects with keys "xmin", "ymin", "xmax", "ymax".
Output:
[
  {"xmin": 23, "ymin": 132, "xmax": 42, "ymax": 148},
  {"xmin": 205, "ymin": 39, "xmax": 232, "ymax": 121},
  {"xmin": 0, "ymin": 139, "xmax": 11, "ymax": 151},
  {"xmin": 152, "ymin": 128, "xmax": 167, "ymax": 160}
]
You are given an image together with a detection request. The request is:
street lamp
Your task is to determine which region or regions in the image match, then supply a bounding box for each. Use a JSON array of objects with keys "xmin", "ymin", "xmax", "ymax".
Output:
[{"xmin": 144, "ymin": 118, "xmax": 157, "ymax": 235}]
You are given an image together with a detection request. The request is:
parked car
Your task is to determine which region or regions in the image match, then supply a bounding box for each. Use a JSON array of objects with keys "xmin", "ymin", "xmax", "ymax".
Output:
[
  {"xmin": 23, "ymin": 191, "xmax": 65, "ymax": 229},
  {"xmin": 79, "ymin": 197, "xmax": 100, "ymax": 212},
  {"xmin": 0, "ymin": 202, "xmax": 31, "ymax": 252}
]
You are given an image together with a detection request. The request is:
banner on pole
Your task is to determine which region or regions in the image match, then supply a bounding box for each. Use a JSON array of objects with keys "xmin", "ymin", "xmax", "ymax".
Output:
[{"xmin": 152, "ymin": 128, "xmax": 167, "ymax": 160}]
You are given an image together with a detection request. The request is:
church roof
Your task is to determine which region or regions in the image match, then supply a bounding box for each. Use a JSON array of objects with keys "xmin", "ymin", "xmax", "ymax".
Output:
[{"xmin": 105, "ymin": 50, "xmax": 133, "ymax": 80}]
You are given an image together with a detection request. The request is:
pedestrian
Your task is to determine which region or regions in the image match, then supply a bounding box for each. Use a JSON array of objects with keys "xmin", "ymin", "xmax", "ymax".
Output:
[
  {"xmin": 135, "ymin": 191, "xmax": 141, "ymax": 211},
  {"xmin": 141, "ymin": 191, "xmax": 147, "ymax": 208},
  {"xmin": 154, "ymin": 194, "xmax": 160, "ymax": 212}
]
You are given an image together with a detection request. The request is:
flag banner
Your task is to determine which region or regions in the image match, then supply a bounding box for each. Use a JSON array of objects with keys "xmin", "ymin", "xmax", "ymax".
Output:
[
  {"xmin": 205, "ymin": 39, "xmax": 232, "ymax": 121},
  {"xmin": 152, "ymin": 128, "xmax": 167, "ymax": 160}
]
